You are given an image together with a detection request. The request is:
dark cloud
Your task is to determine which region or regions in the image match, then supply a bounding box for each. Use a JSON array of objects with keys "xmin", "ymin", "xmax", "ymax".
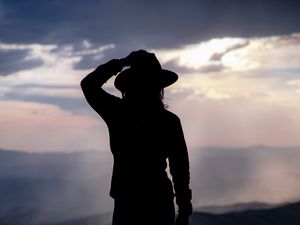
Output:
[
  {"xmin": 0, "ymin": 0, "xmax": 300, "ymax": 73},
  {"xmin": 4, "ymin": 91, "xmax": 86, "ymax": 113},
  {"xmin": 2, "ymin": 84, "xmax": 91, "ymax": 115},
  {"xmin": 0, "ymin": 49, "xmax": 43, "ymax": 75},
  {"xmin": 73, "ymin": 54, "xmax": 103, "ymax": 70},
  {"xmin": 1, "ymin": 0, "xmax": 300, "ymax": 49}
]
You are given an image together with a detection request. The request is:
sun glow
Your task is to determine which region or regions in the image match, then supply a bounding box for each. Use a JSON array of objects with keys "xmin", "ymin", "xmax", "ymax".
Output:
[
  {"xmin": 178, "ymin": 38, "xmax": 248, "ymax": 69},
  {"xmin": 156, "ymin": 37, "xmax": 249, "ymax": 70}
]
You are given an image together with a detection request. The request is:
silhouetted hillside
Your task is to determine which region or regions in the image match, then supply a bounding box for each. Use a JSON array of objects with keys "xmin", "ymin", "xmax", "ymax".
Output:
[
  {"xmin": 190, "ymin": 201, "xmax": 300, "ymax": 225},
  {"xmin": 0, "ymin": 212, "xmax": 111, "ymax": 225},
  {"xmin": 7, "ymin": 201, "xmax": 297, "ymax": 225},
  {"xmin": 195, "ymin": 201, "xmax": 279, "ymax": 214}
]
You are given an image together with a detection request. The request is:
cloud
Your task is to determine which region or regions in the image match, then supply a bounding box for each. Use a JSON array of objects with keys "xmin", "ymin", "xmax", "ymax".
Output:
[
  {"xmin": 162, "ymin": 59, "xmax": 225, "ymax": 74},
  {"xmin": 3, "ymin": 89, "xmax": 86, "ymax": 113},
  {"xmin": 0, "ymin": 48, "xmax": 43, "ymax": 75},
  {"xmin": 71, "ymin": 43, "xmax": 115, "ymax": 70},
  {"xmin": 0, "ymin": 100, "xmax": 109, "ymax": 152},
  {"xmin": 287, "ymin": 79, "xmax": 300, "ymax": 94},
  {"xmin": 155, "ymin": 37, "xmax": 250, "ymax": 73},
  {"xmin": 1, "ymin": 1, "xmax": 299, "ymax": 74},
  {"xmin": 1, "ymin": 0, "xmax": 300, "ymax": 49},
  {"xmin": 221, "ymin": 33, "xmax": 300, "ymax": 74},
  {"xmin": 154, "ymin": 33, "xmax": 300, "ymax": 148},
  {"xmin": 210, "ymin": 40, "xmax": 249, "ymax": 61},
  {"xmin": 0, "ymin": 42, "xmax": 57, "ymax": 76},
  {"xmin": 0, "ymin": 2, "xmax": 5, "ymax": 19},
  {"xmin": 155, "ymin": 33, "xmax": 300, "ymax": 77},
  {"xmin": 0, "ymin": 41, "xmax": 116, "ymax": 76},
  {"xmin": 0, "ymin": 41, "xmax": 119, "ymax": 116}
]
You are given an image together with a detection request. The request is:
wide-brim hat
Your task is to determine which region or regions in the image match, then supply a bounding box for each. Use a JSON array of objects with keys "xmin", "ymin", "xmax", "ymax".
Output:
[{"xmin": 114, "ymin": 53, "xmax": 178, "ymax": 92}]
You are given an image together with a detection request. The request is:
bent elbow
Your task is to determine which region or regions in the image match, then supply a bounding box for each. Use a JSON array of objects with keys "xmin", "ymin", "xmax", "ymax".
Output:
[
  {"xmin": 80, "ymin": 77, "xmax": 89, "ymax": 90},
  {"xmin": 80, "ymin": 79, "xmax": 85, "ymax": 88}
]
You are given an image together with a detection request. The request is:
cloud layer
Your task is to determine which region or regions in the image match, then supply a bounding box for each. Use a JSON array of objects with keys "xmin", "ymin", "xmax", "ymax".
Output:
[
  {"xmin": 1, "ymin": 0, "xmax": 300, "ymax": 49},
  {"xmin": 0, "ymin": 32, "xmax": 300, "ymax": 151}
]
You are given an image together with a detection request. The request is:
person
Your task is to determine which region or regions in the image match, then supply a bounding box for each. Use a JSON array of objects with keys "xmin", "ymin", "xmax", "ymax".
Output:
[{"xmin": 81, "ymin": 50, "xmax": 192, "ymax": 225}]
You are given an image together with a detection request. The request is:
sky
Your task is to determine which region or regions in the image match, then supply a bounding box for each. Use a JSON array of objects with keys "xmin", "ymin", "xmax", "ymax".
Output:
[{"xmin": 0, "ymin": 0, "xmax": 300, "ymax": 152}]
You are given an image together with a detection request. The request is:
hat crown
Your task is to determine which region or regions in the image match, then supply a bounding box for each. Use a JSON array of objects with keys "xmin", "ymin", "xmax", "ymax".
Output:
[{"xmin": 130, "ymin": 53, "xmax": 162, "ymax": 72}]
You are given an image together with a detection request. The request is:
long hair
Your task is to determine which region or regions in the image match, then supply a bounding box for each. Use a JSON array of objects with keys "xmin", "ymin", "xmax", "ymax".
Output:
[{"xmin": 160, "ymin": 89, "xmax": 169, "ymax": 108}]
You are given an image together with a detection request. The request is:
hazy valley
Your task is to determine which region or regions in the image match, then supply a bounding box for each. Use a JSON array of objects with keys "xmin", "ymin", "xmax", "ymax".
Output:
[{"xmin": 1, "ymin": 146, "xmax": 300, "ymax": 224}]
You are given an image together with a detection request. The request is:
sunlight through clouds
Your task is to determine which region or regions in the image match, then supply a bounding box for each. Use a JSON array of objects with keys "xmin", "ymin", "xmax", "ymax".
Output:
[
  {"xmin": 287, "ymin": 79, "xmax": 300, "ymax": 94},
  {"xmin": 156, "ymin": 33, "xmax": 300, "ymax": 99},
  {"xmin": 1, "ymin": 33, "xmax": 300, "ymax": 151},
  {"xmin": 156, "ymin": 33, "xmax": 300, "ymax": 74},
  {"xmin": 155, "ymin": 37, "xmax": 249, "ymax": 70},
  {"xmin": 154, "ymin": 33, "xmax": 300, "ymax": 148}
]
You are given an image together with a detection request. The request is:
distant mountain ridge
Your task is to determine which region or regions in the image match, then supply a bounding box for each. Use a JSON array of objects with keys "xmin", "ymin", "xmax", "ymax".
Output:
[
  {"xmin": 194, "ymin": 201, "xmax": 283, "ymax": 214},
  {"xmin": 1, "ymin": 147, "xmax": 300, "ymax": 224},
  {"xmin": 191, "ymin": 201, "xmax": 300, "ymax": 225},
  {"xmin": 6, "ymin": 201, "xmax": 296, "ymax": 225}
]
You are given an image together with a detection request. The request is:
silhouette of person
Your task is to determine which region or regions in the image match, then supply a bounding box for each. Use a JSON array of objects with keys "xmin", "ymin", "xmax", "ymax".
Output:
[{"xmin": 81, "ymin": 50, "xmax": 192, "ymax": 225}]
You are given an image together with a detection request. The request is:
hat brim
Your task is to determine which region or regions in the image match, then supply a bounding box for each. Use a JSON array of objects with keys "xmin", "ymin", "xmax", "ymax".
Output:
[{"xmin": 114, "ymin": 68, "xmax": 178, "ymax": 92}]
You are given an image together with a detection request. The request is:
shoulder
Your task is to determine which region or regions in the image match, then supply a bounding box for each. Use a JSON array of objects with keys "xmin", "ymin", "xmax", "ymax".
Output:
[{"xmin": 163, "ymin": 109, "xmax": 181, "ymax": 123}]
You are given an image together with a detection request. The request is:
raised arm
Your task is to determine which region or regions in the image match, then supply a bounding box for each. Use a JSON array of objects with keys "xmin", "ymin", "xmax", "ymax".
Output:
[
  {"xmin": 168, "ymin": 117, "xmax": 192, "ymax": 225},
  {"xmin": 80, "ymin": 59, "xmax": 123, "ymax": 122}
]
